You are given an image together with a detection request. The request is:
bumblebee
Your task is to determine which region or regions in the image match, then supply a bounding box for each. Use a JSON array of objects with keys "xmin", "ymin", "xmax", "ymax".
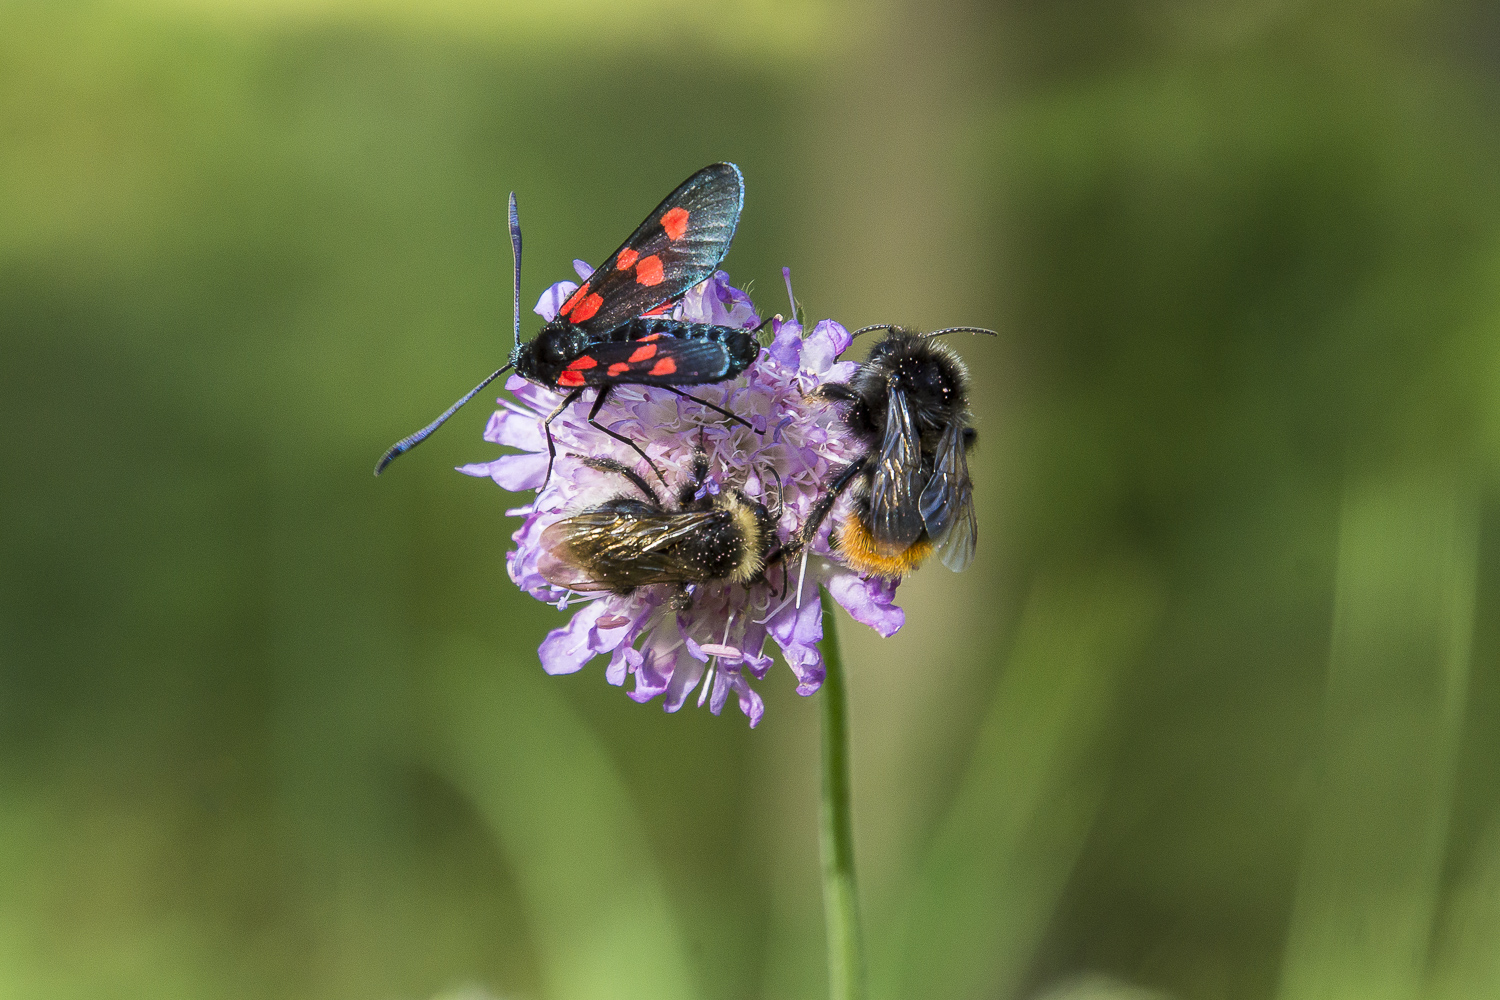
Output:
[
  {"xmin": 797, "ymin": 325, "xmax": 994, "ymax": 579},
  {"xmin": 536, "ymin": 452, "xmax": 779, "ymax": 600}
]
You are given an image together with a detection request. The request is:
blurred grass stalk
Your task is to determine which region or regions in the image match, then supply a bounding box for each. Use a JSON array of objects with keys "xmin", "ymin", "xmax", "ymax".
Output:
[
  {"xmin": 820, "ymin": 589, "xmax": 866, "ymax": 1000},
  {"xmin": 1277, "ymin": 473, "xmax": 1477, "ymax": 1000},
  {"xmin": 423, "ymin": 638, "xmax": 696, "ymax": 1000},
  {"xmin": 888, "ymin": 560, "xmax": 1163, "ymax": 1000}
]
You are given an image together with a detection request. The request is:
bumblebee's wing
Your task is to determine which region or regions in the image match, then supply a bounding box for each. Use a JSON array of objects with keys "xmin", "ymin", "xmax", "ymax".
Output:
[
  {"xmin": 918, "ymin": 421, "xmax": 977, "ymax": 572},
  {"xmin": 553, "ymin": 163, "xmax": 744, "ymax": 334},
  {"xmin": 538, "ymin": 508, "xmax": 730, "ymax": 591},
  {"xmin": 867, "ymin": 385, "xmax": 926, "ymax": 555}
]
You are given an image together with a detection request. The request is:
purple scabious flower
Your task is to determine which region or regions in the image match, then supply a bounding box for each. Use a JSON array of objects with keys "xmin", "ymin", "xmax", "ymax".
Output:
[{"xmin": 461, "ymin": 266, "xmax": 903, "ymax": 726}]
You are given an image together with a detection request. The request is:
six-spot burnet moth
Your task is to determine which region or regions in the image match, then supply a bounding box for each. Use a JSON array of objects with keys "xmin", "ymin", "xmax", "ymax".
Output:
[{"xmin": 375, "ymin": 163, "xmax": 766, "ymax": 483}]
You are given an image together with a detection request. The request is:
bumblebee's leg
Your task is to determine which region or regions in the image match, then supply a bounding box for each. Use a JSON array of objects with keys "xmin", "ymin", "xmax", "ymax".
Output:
[
  {"xmin": 657, "ymin": 385, "xmax": 752, "ymax": 430},
  {"xmin": 540, "ymin": 387, "xmax": 586, "ymax": 492},
  {"xmin": 792, "ymin": 456, "xmax": 868, "ymax": 555},
  {"xmin": 579, "ymin": 456, "xmax": 665, "ymax": 507},
  {"xmin": 587, "ymin": 386, "xmax": 668, "ymax": 487}
]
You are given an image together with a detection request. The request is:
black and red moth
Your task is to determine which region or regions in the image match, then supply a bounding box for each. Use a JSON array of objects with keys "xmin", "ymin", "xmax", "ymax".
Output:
[{"xmin": 375, "ymin": 162, "xmax": 763, "ymax": 480}]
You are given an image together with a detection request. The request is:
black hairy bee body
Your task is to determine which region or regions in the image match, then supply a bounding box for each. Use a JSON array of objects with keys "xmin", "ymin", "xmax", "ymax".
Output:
[
  {"xmin": 797, "ymin": 325, "xmax": 992, "ymax": 579},
  {"xmin": 537, "ymin": 453, "xmax": 778, "ymax": 600}
]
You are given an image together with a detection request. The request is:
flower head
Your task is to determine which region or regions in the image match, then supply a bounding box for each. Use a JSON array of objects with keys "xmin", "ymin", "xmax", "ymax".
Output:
[{"xmin": 461, "ymin": 268, "xmax": 903, "ymax": 726}]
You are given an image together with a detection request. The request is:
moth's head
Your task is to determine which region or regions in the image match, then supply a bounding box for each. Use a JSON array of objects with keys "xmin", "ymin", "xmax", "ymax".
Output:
[{"xmin": 516, "ymin": 323, "xmax": 588, "ymax": 375}]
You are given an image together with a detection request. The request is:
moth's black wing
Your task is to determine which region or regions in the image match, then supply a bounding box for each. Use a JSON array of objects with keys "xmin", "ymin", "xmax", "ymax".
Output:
[
  {"xmin": 566, "ymin": 336, "xmax": 739, "ymax": 387},
  {"xmin": 919, "ymin": 421, "xmax": 977, "ymax": 571},
  {"xmin": 556, "ymin": 163, "xmax": 744, "ymax": 335},
  {"xmin": 539, "ymin": 509, "xmax": 732, "ymax": 591},
  {"xmin": 867, "ymin": 386, "xmax": 926, "ymax": 555}
]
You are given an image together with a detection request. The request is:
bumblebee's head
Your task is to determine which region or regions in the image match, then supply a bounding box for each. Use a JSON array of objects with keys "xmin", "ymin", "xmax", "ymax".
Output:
[{"xmin": 867, "ymin": 332, "xmax": 971, "ymax": 435}]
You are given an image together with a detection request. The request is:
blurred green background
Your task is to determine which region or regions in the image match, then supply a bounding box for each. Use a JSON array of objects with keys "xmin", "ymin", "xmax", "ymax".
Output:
[{"xmin": 5, "ymin": 1, "xmax": 1500, "ymax": 998}]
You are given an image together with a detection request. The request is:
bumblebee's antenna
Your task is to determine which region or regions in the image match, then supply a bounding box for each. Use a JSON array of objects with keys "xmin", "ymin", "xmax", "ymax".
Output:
[
  {"xmin": 848, "ymin": 324, "xmax": 998, "ymax": 341},
  {"xmin": 922, "ymin": 326, "xmax": 997, "ymax": 339},
  {"xmin": 509, "ymin": 191, "xmax": 522, "ymax": 354}
]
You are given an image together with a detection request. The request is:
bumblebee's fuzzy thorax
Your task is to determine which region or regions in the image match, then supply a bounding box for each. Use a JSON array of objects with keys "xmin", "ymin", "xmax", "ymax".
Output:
[{"xmin": 721, "ymin": 490, "xmax": 772, "ymax": 585}]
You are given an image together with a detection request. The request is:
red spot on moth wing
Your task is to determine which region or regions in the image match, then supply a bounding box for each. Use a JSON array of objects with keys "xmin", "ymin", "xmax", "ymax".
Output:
[
  {"xmin": 557, "ymin": 370, "xmax": 587, "ymax": 387},
  {"xmin": 627, "ymin": 344, "xmax": 658, "ymax": 363},
  {"xmin": 640, "ymin": 303, "xmax": 672, "ymax": 318},
  {"xmin": 565, "ymin": 355, "xmax": 598, "ymax": 371},
  {"xmin": 661, "ymin": 207, "xmax": 690, "ymax": 241},
  {"xmin": 616, "ymin": 248, "xmax": 639, "ymax": 270},
  {"xmin": 635, "ymin": 255, "xmax": 664, "ymax": 286},
  {"xmin": 649, "ymin": 357, "xmax": 677, "ymax": 376},
  {"xmin": 638, "ymin": 332, "xmax": 665, "ymax": 341},
  {"xmin": 607, "ymin": 362, "xmax": 629, "ymax": 376},
  {"xmin": 559, "ymin": 282, "xmax": 589, "ymax": 317},
  {"xmin": 571, "ymin": 292, "xmax": 604, "ymax": 323}
]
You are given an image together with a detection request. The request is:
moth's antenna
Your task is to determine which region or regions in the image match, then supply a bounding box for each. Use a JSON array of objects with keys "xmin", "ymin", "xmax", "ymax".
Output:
[
  {"xmin": 373, "ymin": 363, "xmax": 514, "ymax": 475},
  {"xmin": 509, "ymin": 191, "xmax": 523, "ymax": 354},
  {"xmin": 922, "ymin": 326, "xmax": 997, "ymax": 339}
]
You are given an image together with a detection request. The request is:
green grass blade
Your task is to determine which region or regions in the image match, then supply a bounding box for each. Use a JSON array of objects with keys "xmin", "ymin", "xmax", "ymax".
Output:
[
  {"xmin": 423, "ymin": 638, "xmax": 697, "ymax": 1000},
  {"xmin": 1276, "ymin": 474, "xmax": 1477, "ymax": 1000}
]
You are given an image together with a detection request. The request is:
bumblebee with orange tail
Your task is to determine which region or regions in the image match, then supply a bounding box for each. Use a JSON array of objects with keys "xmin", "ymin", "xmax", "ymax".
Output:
[{"xmin": 794, "ymin": 324, "xmax": 995, "ymax": 579}]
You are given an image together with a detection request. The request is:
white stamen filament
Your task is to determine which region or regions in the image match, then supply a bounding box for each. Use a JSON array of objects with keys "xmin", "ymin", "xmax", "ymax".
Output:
[
  {"xmin": 697, "ymin": 663, "xmax": 715, "ymax": 707},
  {"xmin": 794, "ymin": 549, "xmax": 810, "ymax": 609}
]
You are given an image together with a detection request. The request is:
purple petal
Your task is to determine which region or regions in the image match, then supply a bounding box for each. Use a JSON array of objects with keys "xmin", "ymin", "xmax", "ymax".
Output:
[
  {"xmin": 708, "ymin": 668, "xmax": 731, "ymax": 715},
  {"xmin": 678, "ymin": 272, "xmax": 759, "ymax": 328},
  {"xmin": 768, "ymin": 317, "xmax": 805, "ymax": 369},
  {"xmin": 469, "ymin": 452, "xmax": 549, "ymax": 491},
  {"xmin": 482, "ymin": 408, "xmax": 546, "ymax": 451},
  {"xmin": 573, "ymin": 259, "xmax": 594, "ymax": 280},
  {"xmin": 662, "ymin": 650, "xmax": 706, "ymax": 713},
  {"xmin": 803, "ymin": 320, "xmax": 852, "ymax": 373},
  {"xmin": 535, "ymin": 281, "xmax": 579, "ymax": 322},
  {"xmin": 828, "ymin": 572, "xmax": 904, "ymax": 637},
  {"xmin": 630, "ymin": 642, "xmax": 674, "ymax": 703},
  {"xmin": 607, "ymin": 644, "xmax": 641, "ymax": 686},
  {"xmin": 824, "ymin": 360, "xmax": 859, "ymax": 385},
  {"xmin": 766, "ymin": 592, "xmax": 826, "ymax": 696},
  {"xmin": 738, "ymin": 623, "xmax": 773, "ymax": 679},
  {"xmin": 732, "ymin": 674, "xmax": 765, "ymax": 727},
  {"xmin": 538, "ymin": 600, "xmax": 612, "ymax": 675}
]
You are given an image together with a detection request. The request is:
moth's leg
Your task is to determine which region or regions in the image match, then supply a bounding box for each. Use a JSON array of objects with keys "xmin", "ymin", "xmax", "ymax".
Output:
[
  {"xmin": 657, "ymin": 385, "xmax": 752, "ymax": 430},
  {"xmin": 540, "ymin": 387, "xmax": 586, "ymax": 492},
  {"xmin": 587, "ymin": 386, "xmax": 668, "ymax": 487}
]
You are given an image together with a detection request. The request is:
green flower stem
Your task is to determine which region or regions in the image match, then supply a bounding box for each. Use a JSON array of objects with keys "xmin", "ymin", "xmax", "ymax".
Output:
[{"xmin": 819, "ymin": 587, "xmax": 866, "ymax": 1000}]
